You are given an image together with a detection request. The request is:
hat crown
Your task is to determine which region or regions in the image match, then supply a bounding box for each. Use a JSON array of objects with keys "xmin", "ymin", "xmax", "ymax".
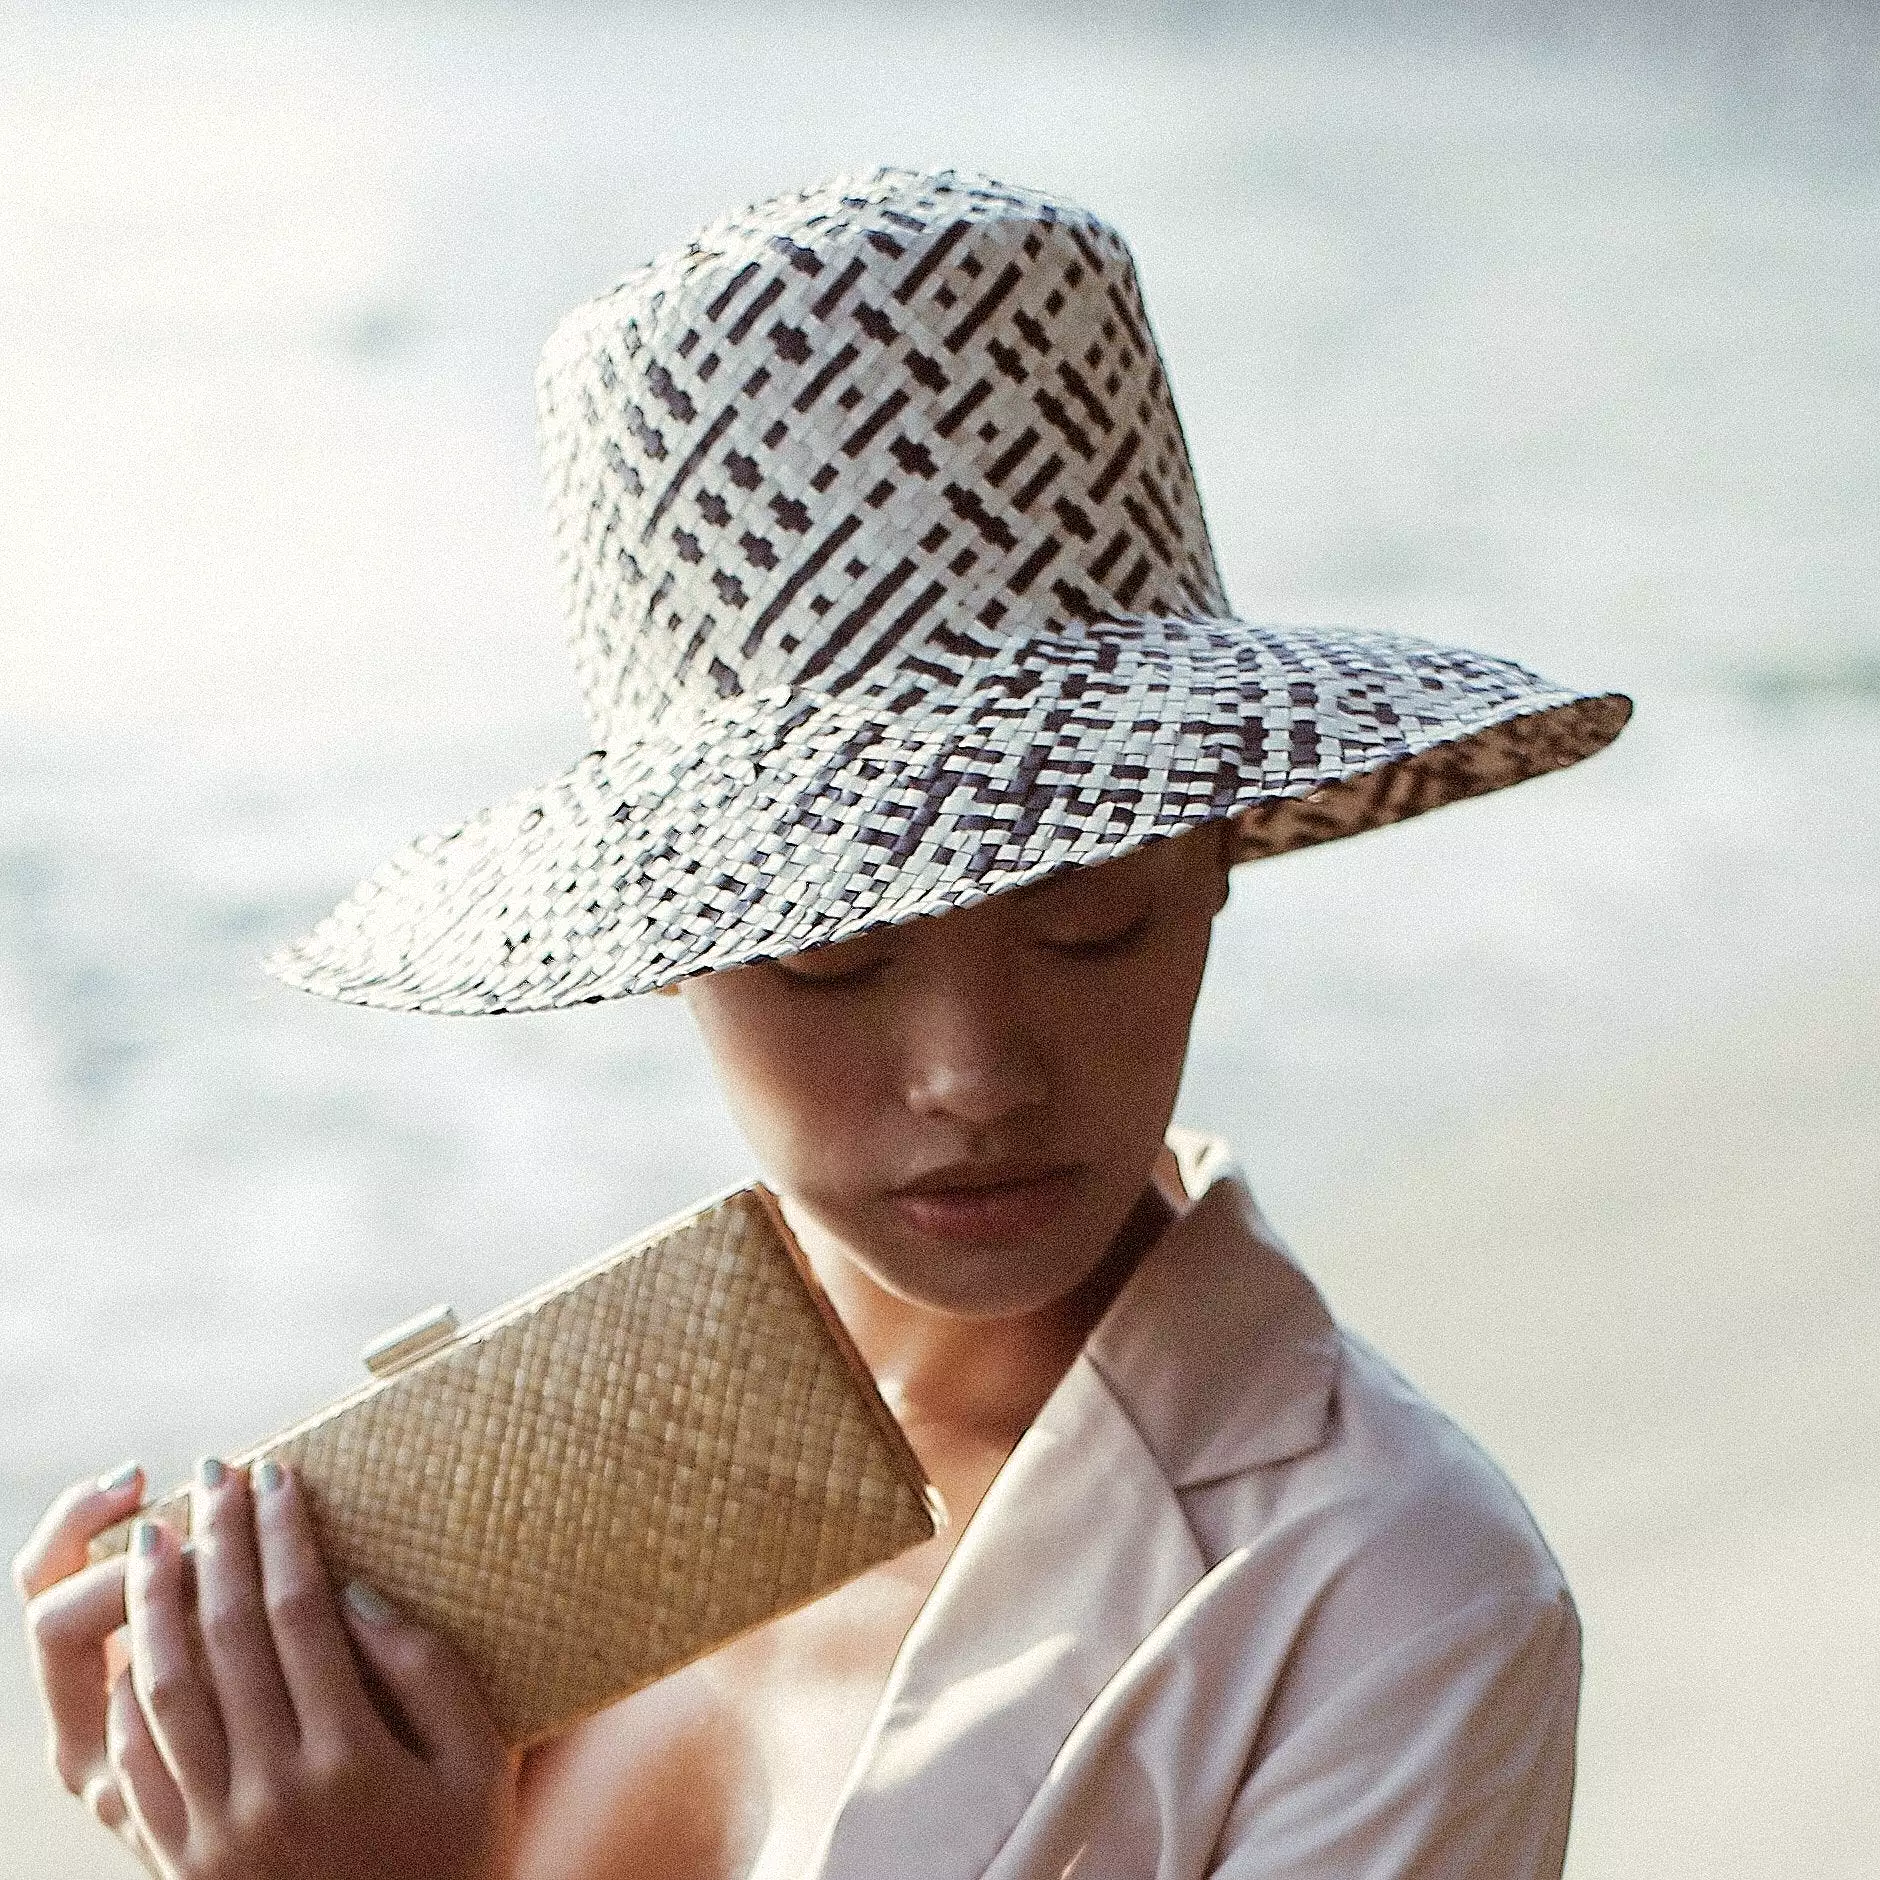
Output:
[{"xmin": 536, "ymin": 168, "xmax": 1229, "ymax": 745}]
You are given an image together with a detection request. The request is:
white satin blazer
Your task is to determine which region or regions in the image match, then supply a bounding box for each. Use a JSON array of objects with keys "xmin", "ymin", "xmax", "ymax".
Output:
[{"xmin": 808, "ymin": 1131, "xmax": 1581, "ymax": 1879}]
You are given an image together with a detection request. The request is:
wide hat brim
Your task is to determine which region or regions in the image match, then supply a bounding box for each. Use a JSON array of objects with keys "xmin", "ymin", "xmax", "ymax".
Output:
[{"xmin": 264, "ymin": 616, "xmax": 1629, "ymax": 1015}]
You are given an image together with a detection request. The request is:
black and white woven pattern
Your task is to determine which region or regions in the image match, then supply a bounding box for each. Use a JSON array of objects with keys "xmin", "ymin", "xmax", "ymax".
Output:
[{"xmin": 267, "ymin": 168, "xmax": 1629, "ymax": 1014}]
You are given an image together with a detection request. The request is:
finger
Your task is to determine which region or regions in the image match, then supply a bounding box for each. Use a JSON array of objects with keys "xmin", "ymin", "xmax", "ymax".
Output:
[
  {"xmin": 339, "ymin": 1580, "xmax": 503, "ymax": 1781},
  {"xmin": 127, "ymin": 1517, "xmax": 229, "ymax": 1810},
  {"xmin": 12, "ymin": 1462, "xmax": 145, "ymax": 1602},
  {"xmin": 82, "ymin": 1766, "xmax": 160, "ymax": 1880},
  {"xmin": 250, "ymin": 1460, "xmax": 387, "ymax": 1752},
  {"xmin": 107, "ymin": 1664, "xmax": 188, "ymax": 1864},
  {"xmin": 20, "ymin": 1552, "xmax": 128, "ymax": 1797},
  {"xmin": 84, "ymin": 1769, "xmax": 129, "ymax": 1832},
  {"xmin": 190, "ymin": 1458, "xmax": 296, "ymax": 1775}
]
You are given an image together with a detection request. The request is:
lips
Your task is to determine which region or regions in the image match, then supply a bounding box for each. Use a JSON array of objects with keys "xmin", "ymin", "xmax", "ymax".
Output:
[{"xmin": 888, "ymin": 1162, "xmax": 1082, "ymax": 1242}]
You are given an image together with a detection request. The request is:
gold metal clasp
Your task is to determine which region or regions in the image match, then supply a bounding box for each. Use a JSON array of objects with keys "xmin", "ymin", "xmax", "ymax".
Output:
[{"xmin": 361, "ymin": 1305, "xmax": 459, "ymax": 1378}]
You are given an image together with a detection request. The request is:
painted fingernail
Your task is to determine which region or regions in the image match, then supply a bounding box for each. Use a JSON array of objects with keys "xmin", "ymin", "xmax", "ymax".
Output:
[
  {"xmin": 197, "ymin": 1456, "xmax": 227, "ymax": 1490},
  {"xmin": 254, "ymin": 1458, "xmax": 284, "ymax": 1495},
  {"xmin": 343, "ymin": 1580, "xmax": 398, "ymax": 1626},
  {"xmin": 82, "ymin": 1773, "xmax": 125, "ymax": 1828},
  {"xmin": 95, "ymin": 1460, "xmax": 141, "ymax": 1495},
  {"xmin": 131, "ymin": 1520, "xmax": 159, "ymax": 1558}
]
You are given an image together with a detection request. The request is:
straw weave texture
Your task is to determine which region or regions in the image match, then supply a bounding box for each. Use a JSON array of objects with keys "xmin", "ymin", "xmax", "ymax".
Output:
[
  {"xmin": 97, "ymin": 1189, "xmax": 935, "ymax": 1747},
  {"xmin": 265, "ymin": 168, "xmax": 1629, "ymax": 1014}
]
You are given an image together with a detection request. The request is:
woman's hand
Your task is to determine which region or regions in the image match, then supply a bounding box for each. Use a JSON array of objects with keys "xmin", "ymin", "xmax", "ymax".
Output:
[
  {"xmin": 14, "ymin": 1461, "xmax": 147, "ymax": 1840},
  {"xmin": 16, "ymin": 1458, "xmax": 516, "ymax": 1879}
]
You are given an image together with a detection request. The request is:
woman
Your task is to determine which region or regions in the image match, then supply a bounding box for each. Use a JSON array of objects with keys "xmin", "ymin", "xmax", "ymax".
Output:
[{"xmin": 14, "ymin": 167, "xmax": 1628, "ymax": 1879}]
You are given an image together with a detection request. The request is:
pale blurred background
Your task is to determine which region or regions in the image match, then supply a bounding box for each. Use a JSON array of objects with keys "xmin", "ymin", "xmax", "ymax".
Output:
[{"xmin": 3, "ymin": 1, "xmax": 1875, "ymax": 1872}]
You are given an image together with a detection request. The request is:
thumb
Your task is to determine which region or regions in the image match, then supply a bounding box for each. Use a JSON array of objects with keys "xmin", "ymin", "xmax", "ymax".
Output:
[{"xmin": 338, "ymin": 1581, "xmax": 504, "ymax": 1778}]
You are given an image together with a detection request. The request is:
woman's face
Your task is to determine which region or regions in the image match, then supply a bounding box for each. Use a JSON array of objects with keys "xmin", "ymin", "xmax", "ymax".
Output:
[{"xmin": 677, "ymin": 826, "xmax": 1231, "ymax": 1321}]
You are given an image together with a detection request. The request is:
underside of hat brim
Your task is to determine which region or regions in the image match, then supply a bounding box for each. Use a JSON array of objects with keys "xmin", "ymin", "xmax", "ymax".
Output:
[{"xmin": 261, "ymin": 668, "xmax": 1630, "ymax": 1017}]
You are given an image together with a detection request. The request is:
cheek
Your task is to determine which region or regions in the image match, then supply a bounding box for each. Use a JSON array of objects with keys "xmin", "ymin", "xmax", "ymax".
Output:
[
  {"xmin": 1075, "ymin": 928, "xmax": 1212, "ymax": 1110},
  {"xmin": 687, "ymin": 986, "xmax": 893, "ymax": 1190}
]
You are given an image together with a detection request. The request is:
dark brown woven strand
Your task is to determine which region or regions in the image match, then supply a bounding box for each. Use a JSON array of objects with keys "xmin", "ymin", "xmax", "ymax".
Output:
[
  {"xmin": 1233, "ymin": 693, "xmax": 1633, "ymax": 860},
  {"xmin": 264, "ymin": 168, "xmax": 1630, "ymax": 1014}
]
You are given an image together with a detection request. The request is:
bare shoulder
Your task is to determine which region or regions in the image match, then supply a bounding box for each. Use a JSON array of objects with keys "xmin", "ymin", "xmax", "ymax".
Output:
[
  {"xmin": 511, "ymin": 1655, "xmax": 766, "ymax": 1880},
  {"xmin": 508, "ymin": 1533, "xmax": 946, "ymax": 1880}
]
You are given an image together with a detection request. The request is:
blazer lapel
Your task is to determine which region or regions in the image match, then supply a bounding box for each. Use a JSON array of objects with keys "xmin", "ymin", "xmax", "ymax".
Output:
[
  {"xmin": 812, "ymin": 1135, "xmax": 1338, "ymax": 1880},
  {"xmin": 813, "ymin": 1354, "xmax": 1207, "ymax": 1880},
  {"xmin": 1088, "ymin": 1145, "xmax": 1340, "ymax": 1487}
]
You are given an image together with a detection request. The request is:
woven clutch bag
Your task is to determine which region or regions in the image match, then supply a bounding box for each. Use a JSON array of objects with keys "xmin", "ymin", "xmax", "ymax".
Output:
[{"xmin": 91, "ymin": 1186, "xmax": 936, "ymax": 1747}]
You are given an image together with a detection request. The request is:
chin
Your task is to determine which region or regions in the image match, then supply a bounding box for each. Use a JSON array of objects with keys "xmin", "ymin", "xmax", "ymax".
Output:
[
  {"xmin": 863, "ymin": 1225, "xmax": 1114, "ymax": 1322},
  {"xmin": 784, "ymin": 1169, "xmax": 1145, "ymax": 1322}
]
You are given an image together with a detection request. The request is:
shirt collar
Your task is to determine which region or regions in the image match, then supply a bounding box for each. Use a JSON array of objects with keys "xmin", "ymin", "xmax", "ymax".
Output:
[
  {"xmin": 814, "ymin": 1351, "xmax": 1209, "ymax": 1880},
  {"xmin": 1085, "ymin": 1128, "xmax": 1341, "ymax": 1486},
  {"xmin": 811, "ymin": 1132, "xmax": 1339, "ymax": 1880}
]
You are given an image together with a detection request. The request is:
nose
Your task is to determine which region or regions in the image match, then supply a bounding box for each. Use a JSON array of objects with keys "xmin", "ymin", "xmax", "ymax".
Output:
[{"xmin": 899, "ymin": 963, "xmax": 1049, "ymax": 1130}]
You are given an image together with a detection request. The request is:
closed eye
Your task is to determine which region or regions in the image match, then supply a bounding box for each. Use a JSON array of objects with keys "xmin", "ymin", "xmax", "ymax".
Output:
[
  {"xmin": 773, "ymin": 953, "xmax": 888, "ymax": 989},
  {"xmin": 1040, "ymin": 913, "xmax": 1153, "ymax": 959}
]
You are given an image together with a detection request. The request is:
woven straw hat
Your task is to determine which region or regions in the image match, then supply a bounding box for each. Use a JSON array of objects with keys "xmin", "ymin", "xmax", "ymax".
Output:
[{"xmin": 267, "ymin": 167, "xmax": 1630, "ymax": 1015}]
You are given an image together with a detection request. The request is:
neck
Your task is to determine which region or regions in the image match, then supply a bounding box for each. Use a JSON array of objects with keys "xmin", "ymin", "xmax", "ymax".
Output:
[{"xmin": 788, "ymin": 1187, "xmax": 1174, "ymax": 1460}]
